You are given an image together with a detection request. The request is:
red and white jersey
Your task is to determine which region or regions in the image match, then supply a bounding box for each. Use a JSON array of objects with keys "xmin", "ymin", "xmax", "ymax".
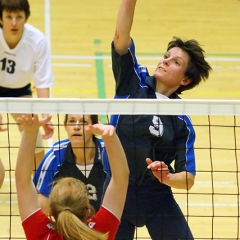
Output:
[
  {"xmin": 87, "ymin": 206, "xmax": 120, "ymax": 240},
  {"xmin": 22, "ymin": 206, "xmax": 120, "ymax": 240},
  {"xmin": 0, "ymin": 24, "xmax": 54, "ymax": 89}
]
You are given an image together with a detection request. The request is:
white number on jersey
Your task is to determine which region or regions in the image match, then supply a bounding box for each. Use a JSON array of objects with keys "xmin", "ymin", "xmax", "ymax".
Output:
[
  {"xmin": 149, "ymin": 115, "xmax": 164, "ymax": 137},
  {"xmin": 87, "ymin": 183, "xmax": 98, "ymax": 201}
]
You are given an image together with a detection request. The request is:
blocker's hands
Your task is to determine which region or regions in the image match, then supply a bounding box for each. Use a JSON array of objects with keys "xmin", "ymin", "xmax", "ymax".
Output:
[
  {"xmin": 146, "ymin": 158, "xmax": 170, "ymax": 183},
  {"xmin": 42, "ymin": 120, "xmax": 54, "ymax": 139},
  {"xmin": 86, "ymin": 124, "xmax": 115, "ymax": 138},
  {"xmin": 17, "ymin": 114, "xmax": 52, "ymax": 133}
]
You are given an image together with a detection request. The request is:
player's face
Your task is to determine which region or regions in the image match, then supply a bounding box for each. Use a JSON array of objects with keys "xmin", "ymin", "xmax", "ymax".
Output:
[
  {"xmin": 1, "ymin": 10, "xmax": 27, "ymax": 38},
  {"xmin": 153, "ymin": 47, "xmax": 190, "ymax": 92},
  {"xmin": 64, "ymin": 114, "xmax": 93, "ymax": 145}
]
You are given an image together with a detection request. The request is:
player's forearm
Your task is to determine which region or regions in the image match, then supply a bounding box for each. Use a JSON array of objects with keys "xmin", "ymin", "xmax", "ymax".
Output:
[
  {"xmin": 114, "ymin": 0, "xmax": 137, "ymax": 55},
  {"xmin": 36, "ymin": 88, "xmax": 50, "ymax": 98},
  {"xmin": 15, "ymin": 130, "xmax": 38, "ymax": 183},
  {"xmin": 163, "ymin": 171, "xmax": 195, "ymax": 190},
  {"xmin": 36, "ymin": 88, "xmax": 52, "ymax": 119},
  {"xmin": 116, "ymin": 0, "xmax": 136, "ymax": 35}
]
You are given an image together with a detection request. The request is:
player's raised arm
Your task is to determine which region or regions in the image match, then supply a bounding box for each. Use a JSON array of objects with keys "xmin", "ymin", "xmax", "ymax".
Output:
[
  {"xmin": 113, "ymin": 0, "xmax": 137, "ymax": 55},
  {"xmin": 15, "ymin": 114, "xmax": 52, "ymax": 221},
  {"xmin": 86, "ymin": 124, "xmax": 129, "ymax": 219}
]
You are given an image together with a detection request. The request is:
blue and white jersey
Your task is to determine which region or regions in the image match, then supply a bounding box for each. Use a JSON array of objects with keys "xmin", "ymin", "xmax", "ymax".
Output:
[
  {"xmin": 34, "ymin": 137, "xmax": 106, "ymax": 211},
  {"xmin": 103, "ymin": 39, "xmax": 196, "ymax": 187}
]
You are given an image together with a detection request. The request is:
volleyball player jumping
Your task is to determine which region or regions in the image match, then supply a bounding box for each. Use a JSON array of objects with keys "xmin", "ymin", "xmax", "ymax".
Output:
[{"xmin": 102, "ymin": 0, "xmax": 212, "ymax": 239}]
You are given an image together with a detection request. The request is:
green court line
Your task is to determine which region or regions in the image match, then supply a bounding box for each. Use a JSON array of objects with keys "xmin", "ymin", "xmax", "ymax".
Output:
[
  {"xmin": 95, "ymin": 52, "xmax": 105, "ymax": 98},
  {"xmin": 94, "ymin": 39, "xmax": 108, "ymax": 123},
  {"xmin": 205, "ymin": 53, "xmax": 240, "ymax": 57},
  {"xmin": 94, "ymin": 39, "xmax": 106, "ymax": 99}
]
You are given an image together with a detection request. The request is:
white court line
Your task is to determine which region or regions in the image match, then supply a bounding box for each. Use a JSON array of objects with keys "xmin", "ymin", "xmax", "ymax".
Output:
[
  {"xmin": 0, "ymin": 201, "xmax": 238, "ymax": 206},
  {"xmin": 195, "ymin": 181, "xmax": 236, "ymax": 185},
  {"xmin": 3, "ymin": 178, "xmax": 235, "ymax": 184},
  {"xmin": 0, "ymin": 200, "xmax": 18, "ymax": 204},
  {"xmin": 44, "ymin": 0, "xmax": 51, "ymax": 49},
  {"xmin": 51, "ymin": 56, "xmax": 240, "ymax": 69},
  {"xmin": 129, "ymin": 65, "xmax": 239, "ymax": 70},
  {"xmin": 3, "ymin": 178, "xmax": 236, "ymax": 185},
  {"xmin": 44, "ymin": 0, "xmax": 53, "ymax": 148},
  {"xmin": 51, "ymin": 55, "xmax": 240, "ymax": 62},
  {"xmin": 52, "ymin": 55, "xmax": 111, "ymax": 60},
  {"xmin": 2, "ymin": 179, "xmax": 239, "ymax": 206},
  {"xmin": 179, "ymin": 203, "xmax": 240, "ymax": 207},
  {"xmin": 52, "ymin": 63, "xmax": 92, "ymax": 67},
  {"xmin": 4, "ymin": 178, "xmax": 15, "ymax": 182},
  {"xmin": 1, "ymin": 201, "xmax": 239, "ymax": 207},
  {"xmin": 229, "ymin": 66, "xmax": 240, "ymax": 69},
  {"xmin": 107, "ymin": 64, "xmax": 240, "ymax": 69}
]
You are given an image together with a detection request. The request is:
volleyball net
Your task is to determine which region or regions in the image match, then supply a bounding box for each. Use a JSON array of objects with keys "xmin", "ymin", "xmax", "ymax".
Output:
[{"xmin": 0, "ymin": 98, "xmax": 240, "ymax": 240}]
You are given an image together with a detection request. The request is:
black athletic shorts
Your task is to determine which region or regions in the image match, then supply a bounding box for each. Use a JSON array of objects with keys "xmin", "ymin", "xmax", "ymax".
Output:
[{"xmin": 0, "ymin": 83, "xmax": 32, "ymax": 97}]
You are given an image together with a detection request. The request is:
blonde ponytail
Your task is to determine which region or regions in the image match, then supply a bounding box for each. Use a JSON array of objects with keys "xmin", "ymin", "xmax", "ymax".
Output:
[
  {"xmin": 56, "ymin": 210, "xmax": 107, "ymax": 240},
  {"xmin": 49, "ymin": 177, "xmax": 108, "ymax": 240}
]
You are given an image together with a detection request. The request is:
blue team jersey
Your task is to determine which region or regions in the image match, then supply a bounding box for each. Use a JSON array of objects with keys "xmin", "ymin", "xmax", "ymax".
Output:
[
  {"xmin": 103, "ymin": 39, "xmax": 196, "ymax": 186},
  {"xmin": 34, "ymin": 137, "xmax": 106, "ymax": 211}
]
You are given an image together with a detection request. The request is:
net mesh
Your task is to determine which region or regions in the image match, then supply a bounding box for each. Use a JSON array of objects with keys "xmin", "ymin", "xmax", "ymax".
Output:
[{"xmin": 0, "ymin": 98, "xmax": 240, "ymax": 240}]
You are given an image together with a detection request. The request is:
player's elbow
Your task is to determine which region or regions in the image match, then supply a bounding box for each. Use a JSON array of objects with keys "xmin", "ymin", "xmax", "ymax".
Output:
[
  {"xmin": 113, "ymin": 33, "xmax": 131, "ymax": 56},
  {"xmin": 186, "ymin": 182, "xmax": 194, "ymax": 190},
  {"xmin": 186, "ymin": 173, "xmax": 195, "ymax": 190},
  {"xmin": 0, "ymin": 160, "xmax": 4, "ymax": 189},
  {"xmin": 0, "ymin": 175, "xmax": 4, "ymax": 189}
]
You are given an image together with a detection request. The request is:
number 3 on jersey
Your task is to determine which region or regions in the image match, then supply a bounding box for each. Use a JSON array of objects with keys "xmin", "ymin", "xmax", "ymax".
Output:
[
  {"xmin": 1, "ymin": 58, "xmax": 16, "ymax": 74},
  {"xmin": 149, "ymin": 115, "xmax": 164, "ymax": 137}
]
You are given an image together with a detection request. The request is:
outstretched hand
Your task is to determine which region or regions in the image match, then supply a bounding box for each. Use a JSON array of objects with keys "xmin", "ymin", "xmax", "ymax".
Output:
[
  {"xmin": 146, "ymin": 158, "xmax": 170, "ymax": 183},
  {"xmin": 42, "ymin": 120, "xmax": 54, "ymax": 139},
  {"xmin": 17, "ymin": 114, "xmax": 52, "ymax": 133},
  {"xmin": 86, "ymin": 124, "xmax": 115, "ymax": 137}
]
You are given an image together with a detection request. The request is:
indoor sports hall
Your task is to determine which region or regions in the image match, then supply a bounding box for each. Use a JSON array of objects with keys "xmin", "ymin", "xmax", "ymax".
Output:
[{"xmin": 0, "ymin": 0, "xmax": 240, "ymax": 239}]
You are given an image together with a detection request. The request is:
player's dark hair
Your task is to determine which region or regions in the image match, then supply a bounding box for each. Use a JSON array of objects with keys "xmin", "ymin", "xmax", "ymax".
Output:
[
  {"xmin": 0, "ymin": 0, "xmax": 30, "ymax": 28},
  {"xmin": 64, "ymin": 114, "xmax": 99, "ymax": 125},
  {"xmin": 167, "ymin": 36, "xmax": 212, "ymax": 94}
]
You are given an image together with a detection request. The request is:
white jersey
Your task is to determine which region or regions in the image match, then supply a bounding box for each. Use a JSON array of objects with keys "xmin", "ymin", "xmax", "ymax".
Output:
[{"xmin": 0, "ymin": 24, "xmax": 54, "ymax": 89}]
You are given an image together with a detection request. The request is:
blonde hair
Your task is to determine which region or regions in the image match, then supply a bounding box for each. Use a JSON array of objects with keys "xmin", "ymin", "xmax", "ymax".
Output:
[{"xmin": 49, "ymin": 177, "xmax": 107, "ymax": 240}]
